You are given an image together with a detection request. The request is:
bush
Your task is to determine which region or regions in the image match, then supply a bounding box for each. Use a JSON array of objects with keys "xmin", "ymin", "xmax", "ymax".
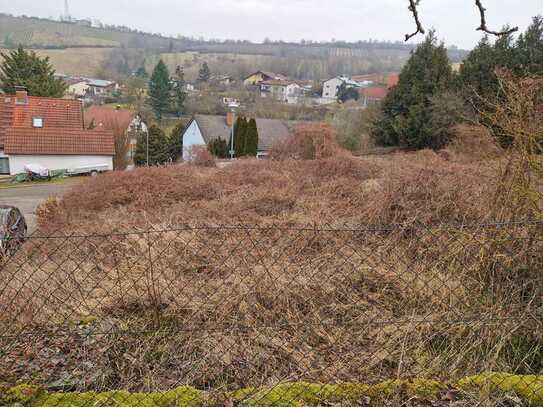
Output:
[
  {"xmin": 329, "ymin": 106, "xmax": 377, "ymax": 153},
  {"xmin": 208, "ymin": 138, "xmax": 229, "ymax": 159},
  {"xmin": 188, "ymin": 145, "xmax": 216, "ymax": 167},
  {"xmin": 442, "ymin": 124, "xmax": 502, "ymax": 162},
  {"xmin": 271, "ymin": 123, "xmax": 338, "ymax": 160}
]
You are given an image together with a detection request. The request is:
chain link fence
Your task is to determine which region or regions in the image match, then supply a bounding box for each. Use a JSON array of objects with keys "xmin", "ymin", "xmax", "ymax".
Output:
[{"xmin": 0, "ymin": 221, "xmax": 542, "ymax": 405}]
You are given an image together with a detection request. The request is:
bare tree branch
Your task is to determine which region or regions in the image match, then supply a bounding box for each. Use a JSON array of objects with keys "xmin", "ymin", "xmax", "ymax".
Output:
[
  {"xmin": 475, "ymin": 0, "xmax": 519, "ymax": 36},
  {"xmin": 405, "ymin": 0, "xmax": 519, "ymax": 42},
  {"xmin": 405, "ymin": 0, "xmax": 425, "ymax": 41}
]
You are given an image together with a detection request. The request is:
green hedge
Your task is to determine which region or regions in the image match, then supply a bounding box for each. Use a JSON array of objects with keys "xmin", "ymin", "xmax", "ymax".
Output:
[{"xmin": 2, "ymin": 373, "xmax": 542, "ymax": 406}]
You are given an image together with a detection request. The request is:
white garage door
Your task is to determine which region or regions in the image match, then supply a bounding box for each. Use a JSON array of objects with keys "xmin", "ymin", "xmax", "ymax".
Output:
[{"xmin": 0, "ymin": 157, "xmax": 9, "ymax": 175}]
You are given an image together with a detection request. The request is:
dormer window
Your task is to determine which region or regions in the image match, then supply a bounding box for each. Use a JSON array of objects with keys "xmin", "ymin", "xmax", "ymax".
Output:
[{"xmin": 32, "ymin": 117, "xmax": 44, "ymax": 128}]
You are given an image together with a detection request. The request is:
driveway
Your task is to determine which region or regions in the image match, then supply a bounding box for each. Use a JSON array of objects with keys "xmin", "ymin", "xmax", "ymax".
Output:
[{"xmin": 0, "ymin": 183, "xmax": 75, "ymax": 233}]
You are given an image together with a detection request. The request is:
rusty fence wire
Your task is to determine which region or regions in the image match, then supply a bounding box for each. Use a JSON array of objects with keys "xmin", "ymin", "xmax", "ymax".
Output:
[{"xmin": 0, "ymin": 221, "xmax": 542, "ymax": 406}]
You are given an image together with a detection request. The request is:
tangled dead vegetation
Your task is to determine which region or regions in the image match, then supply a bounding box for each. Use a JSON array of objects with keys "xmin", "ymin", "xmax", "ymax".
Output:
[
  {"xmin": 4, "ymin": 101, "xmax": 541, "ymax": 401},
  {"xmin": 36, "ymin": 150, "xmax": 499, "ymax": 233}
]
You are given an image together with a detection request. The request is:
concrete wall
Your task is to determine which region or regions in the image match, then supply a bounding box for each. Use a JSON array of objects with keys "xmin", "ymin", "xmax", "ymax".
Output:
[
  {"xmin": 182, "ymin": 121, "xmax": 206, "ymax": 161},
  {"xmin": 322, "ymin": 77, "xmax": 343, "ymax": 99},
  {"xmin": 8, "ymin": 155, "xmax": 113, "ymax": 175}
]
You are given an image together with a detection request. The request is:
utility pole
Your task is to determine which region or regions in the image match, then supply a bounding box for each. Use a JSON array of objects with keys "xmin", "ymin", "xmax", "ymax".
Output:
[{"xmin": 229, "ymin": 105, "xmax": 237, "ymax": 159}]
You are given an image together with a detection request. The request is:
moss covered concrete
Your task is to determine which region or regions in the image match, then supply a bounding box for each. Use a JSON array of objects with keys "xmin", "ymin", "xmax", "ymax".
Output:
[{"xmin": 2, "ymin": 373, "xmax": 542, "ymax": 406}]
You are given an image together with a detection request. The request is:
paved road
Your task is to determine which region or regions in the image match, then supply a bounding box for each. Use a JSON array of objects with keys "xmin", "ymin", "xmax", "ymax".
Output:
[{"xmin": 0, "ymin": 183, "xmax": 74, "ymax": 232}]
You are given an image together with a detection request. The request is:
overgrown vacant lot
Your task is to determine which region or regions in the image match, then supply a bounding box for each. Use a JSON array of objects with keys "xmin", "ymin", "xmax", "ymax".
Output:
[
  {"xmin": 37, "ymin": 151, "xmax": 496, "ymax": 231},
  {"xmin": 1, "ymin": 152, "xmax": 542, "ymax": 405}
]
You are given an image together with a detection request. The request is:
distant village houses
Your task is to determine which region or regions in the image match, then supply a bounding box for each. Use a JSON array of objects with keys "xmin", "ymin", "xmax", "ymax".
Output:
[
  {"xmin": 320, "ymin": 73, "xmax": 399, "ymax": 105},
  {"xmin": 61, "ymin": 76, "xmax": 119, "ymax": 100},
  {"xmin": 321, "ymin": 76, "xmax": 362, "ymax": 104},
  {"xmin": 260, "ymin": 80, "xmax": 303, "ymax": 104},
  {"xmin": 243, "ymin": 71, "xmax": 288, "ymax": 87},
  {"xmin": 65, "ymin": 78, "xmax": 90, "ymax": 99},
  {"xmin": 87, "ymin": 79, "xmax": 119, "ymax": 96}
]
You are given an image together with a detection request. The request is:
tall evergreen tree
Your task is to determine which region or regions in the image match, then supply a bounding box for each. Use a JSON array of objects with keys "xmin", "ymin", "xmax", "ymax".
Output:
[
  {"xmin": 168, "ymin": 121, "xmax": 185, "ymax": 162},
  {"xmin": 458, "ymin": 36, "xmax": 498, "ymax": 97},
  {"xmin": 134, "ymin": 125, "xmax": 171, "ymax": 166},
  {"xmin": 459, "ymin": 17, "xmax": 543, "ymax": 99},
  {"xmin": 245, "ymin": 118, "xmax": 259, "ymax": 157},
  {"xmin": 0, "ymin": 46, "xmax": 67, "ymax": 97},
  {"xmin": 198, "ymin": 62, "xmax": 211, "ymax": 82},
  {"xmin": 230, "ymin": 116, "xmax": 248, "ymax": 157},
  {"xmin": 459, "ymin": 31, "xmax": 515, "ymax": 99},
  {"xmin": 208, "ymin": 138, "xmax": 229, "ymax": 158},
  {"xmin": 173, "ymin": 66, "xmax": 187, "ymax": 117},
  {"xmin": 371, "ymin": 31, "xmax": 453, "ymax": 150},
  {"xmin": 514, "ymin": 16, "xmax": 543, "ymax": 77},
  {"xmin": 148, "ymin": 60, "xmax": 172, "ymax": 120}
]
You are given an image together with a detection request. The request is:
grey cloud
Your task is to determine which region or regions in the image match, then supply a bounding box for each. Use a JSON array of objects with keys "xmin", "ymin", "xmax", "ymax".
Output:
[{"xmin": 0, "ymin": 0, "xmax": 540, "ymax": 48}]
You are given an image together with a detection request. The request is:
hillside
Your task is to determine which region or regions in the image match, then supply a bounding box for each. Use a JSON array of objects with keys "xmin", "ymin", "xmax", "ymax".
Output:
[
  {"xmin": 0, "ymin": 13, "xmax": 189, "ymax": 50},
  {"xmin": 0, "ymin": 13, "xmax": 468, "ymax": 80},
  {"xmin": 0, "ymin": 47, "xmax": 116, "ymax": 77}
]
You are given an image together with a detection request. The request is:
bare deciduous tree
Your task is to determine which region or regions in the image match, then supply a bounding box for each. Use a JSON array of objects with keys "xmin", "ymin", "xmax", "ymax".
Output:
[{"xmin": 405, "ymin": 0, "xmax": 519, "ymax": 41}]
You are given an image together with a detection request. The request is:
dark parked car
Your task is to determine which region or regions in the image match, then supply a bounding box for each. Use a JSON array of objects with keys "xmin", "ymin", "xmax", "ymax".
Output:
[{"xmin": 0, "ymin": 206, "xmax": 27, "ymax": 257}]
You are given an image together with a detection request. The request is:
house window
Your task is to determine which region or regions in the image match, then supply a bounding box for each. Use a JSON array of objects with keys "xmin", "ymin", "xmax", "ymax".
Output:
[{"xmin": 32, "ymin": 117, "xmax": 44, "ymax": 128}]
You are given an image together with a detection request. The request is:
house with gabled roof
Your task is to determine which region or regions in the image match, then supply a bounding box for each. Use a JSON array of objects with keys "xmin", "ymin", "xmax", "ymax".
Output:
[
  {"xmin": 180, "ymin": 113, "xmax": 291, "ymax": 160},
  {"xmin": 260, "ymin": 79, "xmax": 303, "ymax": 104},
  {"xmin": 321, "ymin": 76, "xmax": 362, "ymax": 103},
  {"xmin": 87, "ymin": 79, "xmax": 118, "ymax": 96},
  {"xmin": 0, "ymin": 88, "xmax": 114, "ymax": 175},
  {"xmin": 84, "ymin": 105, "xmax": 148, "ymax": 168},
  {"xmin": 243, "ymin": 71, "xmax": 288, "ymax": 87}
]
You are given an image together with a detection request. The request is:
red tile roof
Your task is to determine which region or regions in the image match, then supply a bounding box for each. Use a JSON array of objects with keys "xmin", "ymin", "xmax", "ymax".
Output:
[
  {"xmin": 0, "ymin": 97, "xmax": 14, "ymax": 149},
  {"xmin": 4, "ymin": 128, "xmax": 115, "ymax": 156},
  {"xmin": 0, "ymin": 93, "xmax": 113, "ymax": 156},
  {"xmin": 84, "ymin": 105, "xmax": 136, "ymax": 131},
  {"xmin": 11, "ymin": 96, "xmax": 84, "ymax": 129},
  {"xmin": 386, "ymin": 74, "xmax": 400, "ymax": 89},
  {"xmin": 363, "ymin": 87, "xmax": 389, "ymax": 99}
]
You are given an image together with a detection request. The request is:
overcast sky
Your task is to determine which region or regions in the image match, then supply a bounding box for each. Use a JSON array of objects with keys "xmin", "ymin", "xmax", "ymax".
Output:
[{"xmin": 1, "ymin": 0, "xmax": 540, "ymax": 49}]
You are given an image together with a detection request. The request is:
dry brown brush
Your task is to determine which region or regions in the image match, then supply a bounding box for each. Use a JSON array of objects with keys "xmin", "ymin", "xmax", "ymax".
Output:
[
  {"xmin": 476, "ymin": 71, "xmax": 543, "ymax": 220},
  {"xmin": 0, "ymin": 222, "xmax": 541, "ymax": 394},
  {"xmin": 1, "ymin": 107, "xmax": 542, "ymax": 399}
]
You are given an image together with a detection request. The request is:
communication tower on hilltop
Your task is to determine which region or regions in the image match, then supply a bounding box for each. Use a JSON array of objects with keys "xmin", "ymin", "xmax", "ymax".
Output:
[{"xmin": 62, "ymin": 0, "xmax": 71, "ymax": 22}]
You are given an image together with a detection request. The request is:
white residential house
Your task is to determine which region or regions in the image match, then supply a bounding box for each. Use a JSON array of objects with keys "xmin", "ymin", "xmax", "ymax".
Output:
[
  {"xmin": 87, "ymin": 79, "xmax": 118, "ymax": 96},
  {"xmin": 260, "ymin": 80, "xmax": 303, "ymax": 104},
  {"xmin": 65, "ymin": 80, "xmax": 90, "ymax": 99},
  {"xmin": 321, "ymin": 76, "xmax": 361, "ymax": 103},
  {"xmin": 180, "ymin": 113, "xmax": 291, "ymax": 161}
]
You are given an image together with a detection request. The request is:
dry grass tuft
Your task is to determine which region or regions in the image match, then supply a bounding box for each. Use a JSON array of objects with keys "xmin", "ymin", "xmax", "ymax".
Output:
[{"xmin": 442, "ymin": 124, "xmax": 503, "ymax": 163}]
